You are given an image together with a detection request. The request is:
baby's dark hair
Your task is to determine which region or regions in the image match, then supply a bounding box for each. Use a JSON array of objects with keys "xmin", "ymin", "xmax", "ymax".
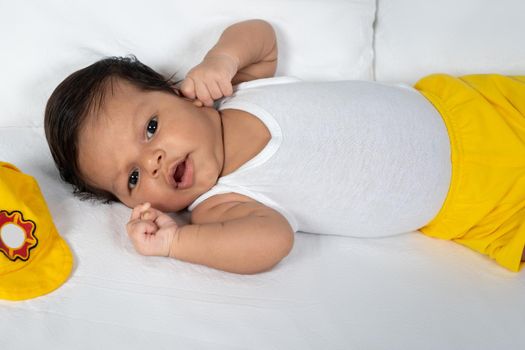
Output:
[{"xmin": 44, "ymin": 55, "xmax": 178, "ymax": 203}]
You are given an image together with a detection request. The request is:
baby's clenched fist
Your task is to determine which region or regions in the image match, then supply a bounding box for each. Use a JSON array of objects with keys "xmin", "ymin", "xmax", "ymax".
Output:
[
  {"xmin": 126, "ymin": 202, "xmax": 179, "ymax": 257},
  {"xmin": 179, "ymin": 53, "xmax": 238, "ymax": 107}
]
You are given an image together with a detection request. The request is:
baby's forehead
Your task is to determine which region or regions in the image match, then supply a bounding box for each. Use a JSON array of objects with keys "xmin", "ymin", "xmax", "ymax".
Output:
[
  {"xmin": 100, "ymin": 78, "xmax": 143, "ymax": 107},
  {"xmin": 87, "ymin": 78, "xmax": 144, "ymax": 122}
]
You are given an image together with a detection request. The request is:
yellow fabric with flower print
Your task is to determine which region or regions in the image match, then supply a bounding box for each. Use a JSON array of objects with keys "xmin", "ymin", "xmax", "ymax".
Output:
[{"xmin": 0, "ymin": 162, "xmax": 73, "ymax": 300}]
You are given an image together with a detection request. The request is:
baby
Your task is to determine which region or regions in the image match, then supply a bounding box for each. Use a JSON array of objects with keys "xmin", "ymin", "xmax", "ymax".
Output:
[{"xmin": 45, "ymin": 19, "xmax": 525, "ymax": 274}]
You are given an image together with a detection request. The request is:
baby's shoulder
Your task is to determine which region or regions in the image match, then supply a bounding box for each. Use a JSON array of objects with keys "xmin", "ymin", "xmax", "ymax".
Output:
[{"xmin": 233, "ymin": 76, "xmax": 302, "ymax": 91}]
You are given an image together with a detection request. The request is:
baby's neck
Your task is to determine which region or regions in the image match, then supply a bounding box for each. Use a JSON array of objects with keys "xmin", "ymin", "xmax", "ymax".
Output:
[{"xmin": 218, "ymin": 108, "xmax": 271, "ymax": 177}]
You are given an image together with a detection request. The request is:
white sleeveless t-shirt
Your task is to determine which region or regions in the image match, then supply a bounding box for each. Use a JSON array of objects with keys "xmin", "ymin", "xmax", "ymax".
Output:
[{"xmin": 188, "ymin": 77, "xmax": 451, "ymax": 237}]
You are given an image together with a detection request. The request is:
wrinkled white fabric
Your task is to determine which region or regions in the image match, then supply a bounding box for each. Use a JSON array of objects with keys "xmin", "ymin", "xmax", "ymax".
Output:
[{"xmin": 189, "ymin": 77, "xmax": 451, "ymax": 237}]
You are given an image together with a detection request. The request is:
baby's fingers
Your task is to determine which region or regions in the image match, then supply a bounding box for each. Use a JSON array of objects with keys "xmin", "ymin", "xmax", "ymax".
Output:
[
  {"xmin": 206, "ymin": 80, "xmax": 225, "ymax": 101},
  {"xmin": 218, "ymin": 79, "xmax": 233, "ymax": 97},
  {"xmin": 130, "ymin": 202, "xmax": 151, "ymax": 221},
  {"xmin": 126, "ymin": 218, "xmax": 158, "ymax": 237},
  {"xmin": 194, "ymin": 80, "xmax": 215, "ymax": 107},
  {"xmin": 140, "ymin": 208, "xmax": 160, "ymax": 222},
  {"xmin": 179, "ymin": 78, "xmax": 196, "ymax": 100},
  {"xmin": 152, "ymin": 209, "xmax": 178, "ymax": 229}
]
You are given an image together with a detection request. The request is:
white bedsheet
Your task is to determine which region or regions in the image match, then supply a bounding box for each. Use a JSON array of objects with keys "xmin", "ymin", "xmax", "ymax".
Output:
[{"xmin": 1, "ymin": 127, "xmax": 525, "ymax": 349}]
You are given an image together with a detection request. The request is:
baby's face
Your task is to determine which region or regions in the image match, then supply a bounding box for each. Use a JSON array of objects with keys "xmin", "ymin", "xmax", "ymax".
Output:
[{"xmin": 77, "ymin": 79, "xmax": 224, "ymax": 212}]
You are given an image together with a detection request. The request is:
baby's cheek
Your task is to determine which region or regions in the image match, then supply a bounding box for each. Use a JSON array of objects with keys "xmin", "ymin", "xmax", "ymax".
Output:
[
  {"xmin": 148, "ymin": 194, "xmax": 186, "ymax": 213},
  {"xmin": 117, "ymin": 194, "xmax": 141, "ymax": 210}
]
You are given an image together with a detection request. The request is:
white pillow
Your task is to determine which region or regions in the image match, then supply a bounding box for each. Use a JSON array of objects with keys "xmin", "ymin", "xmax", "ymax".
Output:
[
  {"xmin": 374, "ymin": 0, "xmax": 525, "ymax": 83},
  {"xmin": 0, "ymin": 0, "xmax": 375, "ymax": 127}
]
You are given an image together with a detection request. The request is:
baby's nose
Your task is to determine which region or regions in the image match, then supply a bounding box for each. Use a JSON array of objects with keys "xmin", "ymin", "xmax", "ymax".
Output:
[{"xmin": 145, "ymin": 150, "xmax": 164, "ymax": 177}]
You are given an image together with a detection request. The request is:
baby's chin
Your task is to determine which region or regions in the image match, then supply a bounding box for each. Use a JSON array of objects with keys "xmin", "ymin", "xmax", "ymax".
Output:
[
  {"xmin": 119, "ymin": 192, "xmax": 198, "ymax": 212},
  {"xmin": 140, "ymin": 200, "xmax": 191, "ymax": 213}
]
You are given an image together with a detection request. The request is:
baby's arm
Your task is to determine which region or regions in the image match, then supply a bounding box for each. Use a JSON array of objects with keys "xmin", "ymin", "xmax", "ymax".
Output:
[
  {"xmin": 180, "ymin": 19, "xmax": 278, "ymax": 107},
  {"xmin": 127, "ymin": 194, "xmax": 294, "ymax": 274}
]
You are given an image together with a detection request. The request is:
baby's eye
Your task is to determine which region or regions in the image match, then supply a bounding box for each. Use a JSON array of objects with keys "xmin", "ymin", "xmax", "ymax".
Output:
[
  {"xmin": 146, "ymin": 117, "xmax": 158, "ymax": 139},
  {"xmin": 128, "ymin": 169, "xmax": 139, "ymax": 190}
]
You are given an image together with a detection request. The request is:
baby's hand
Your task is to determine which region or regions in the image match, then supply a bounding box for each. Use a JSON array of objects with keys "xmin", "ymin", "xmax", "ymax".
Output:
[
  {"xmin": 126, "ymin": 203, "xmax": 179, "ymax": 257},
  {"xmin": 180, "ymin": 53, "xmax": 238, "ymax": 107}
]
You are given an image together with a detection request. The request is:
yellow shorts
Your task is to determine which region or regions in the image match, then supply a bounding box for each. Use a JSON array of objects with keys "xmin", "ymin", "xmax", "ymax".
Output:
[{"xmin": 415, "ymin": 74, "xmax": 525, "ymax": 272}]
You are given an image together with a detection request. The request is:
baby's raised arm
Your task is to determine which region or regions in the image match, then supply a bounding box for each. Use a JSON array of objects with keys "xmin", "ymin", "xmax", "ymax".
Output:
[{"xmin": 180, "ymin": 19, "xmax": 278, "ymax": 107}]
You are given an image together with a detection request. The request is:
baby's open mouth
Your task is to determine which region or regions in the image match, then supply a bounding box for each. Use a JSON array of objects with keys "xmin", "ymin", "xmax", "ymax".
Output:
[
  {"xmin": 173, "ymin": 160, "xmax": 186, "ymax": 183},
  {"xmin": 170, "ymin": 155, "xmax": 193, "ymax": 190}
]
